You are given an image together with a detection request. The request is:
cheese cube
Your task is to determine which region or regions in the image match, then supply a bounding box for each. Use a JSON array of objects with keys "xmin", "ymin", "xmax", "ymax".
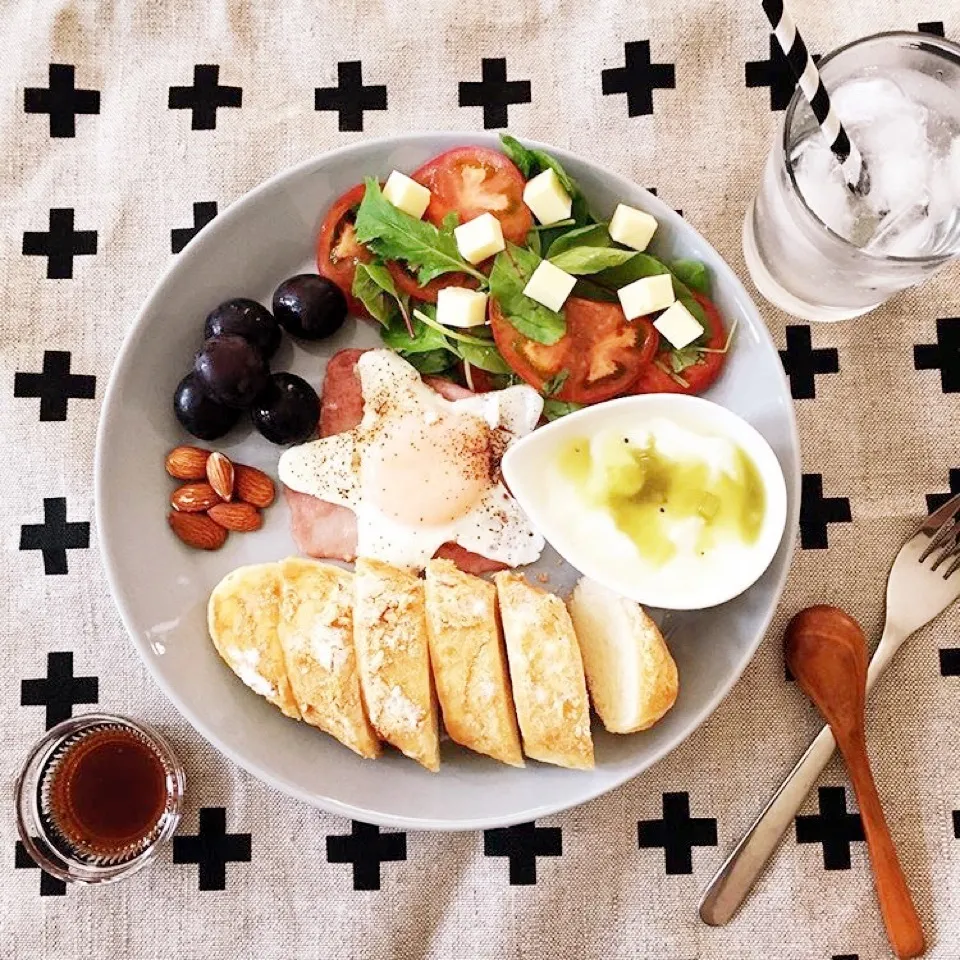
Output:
[
  {"xmin": 617, "ymin": 274, "xmax": 676, "ymax": 320},
  {"xmin": 608, "ymin": 203, "xmax": 658, "ymax": 252},
  {"xmin": 654, "ymin": 301, "xmax": 704, "ymax": 350},
  {"xmin": 523, "ymin": 260, "xmax": 577, "ymax": 313},
  {"xmin": 382, "ymin": 170, "xmax": 431, "ymax": 220},
  {"xmin": 436, "ymin": 287, "xmax": 488, "ymax": 328},
  {"xmin": 523, "ymin": 169, "xmax": 573, "ymax": 226},
  {"xmin": 454, "ymin": 213, "xmax": 505, "ymax": 264}
]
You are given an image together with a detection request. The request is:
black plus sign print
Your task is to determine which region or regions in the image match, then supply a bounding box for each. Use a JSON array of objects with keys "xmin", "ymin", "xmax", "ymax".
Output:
[
  {"xmin": 169, "ymin": 65, "xmax": 242, "ymax": 131},
  {"xmin": 22, "ymin": 208, "xmax": 97, "ymax": 279},
  {"xmin": 171, "ymin": 201, "xmax": 218, "ymax": 253},
  {"xmin": 915, "ymin": 318, "xmax": 960, "ymax": 393},
  {"xmin": 941, "ymin": 648, "xmax": 960, "ymax": 677},
  {"xmin": 21, "ymin": 652, "xmax": 98, "ymax": 729},
  {"xmin": 926, "ymin": 469, "xmax": 960, "ymax": 513},
  {"xmin": 20, "ymin": 497, "xmax": 90, "ymax": 575},
  {"xmin": 800, "ymin": 474, "xmax": 852, "ymax": 549},
  {"xmin": 779, "ymin": 325, "xmax": 839, "ymax": 400},
  {"xmin": 14, "ymin": 351, "xmax": 95, "ymax": 421},
  {"xmin": 796, "ymin": 786, "xmax": 865, "ymax": 869},
  {"xmin": 918, "ymin": 21, "xmax": 945, "ymax": 36},
  {"xmin": 637, "ymin": 792, "xmax": 717, "ymax": 874},
  {"xmin": 315, "ymin": 61, "xmax": 387, "ymax": 132},
  {"xmin": 14, "ymin": 841, "xmax": 66, "ymax": 896},
  {"xmin": 646, "ymin": 187, "xmax": 683, "ymax": 218},
  {"xmin": 173, "ymin": 808, "xmax": 251, "ymax": 890},
  {"xmin": 602, "ymin": 41, "xmax": 676, "ymax": 117},
  {"xmin": 953, "ymin": 810, "xmax": 959, "ymax": 839},
  {"xmin": 24, "ymin": 64, "xmax": 99, "ymax": 138},
  {"xmin": 746, "ymin": 34, "xmax": 822, "ymax": 111},
  {"xmin": 459, "ymin": 58, "xmax": 531, "ymax": 129},
  {"xmin": 833, "ymin": 955, "xmax": 859, "ymax": 960},
  {"xmin": 326, "ymin": 820, "xmax": 406, "ymax": 890},
  {"xmin": 483, "ymin": 821, "xmax": 562, "ymax": 885}
]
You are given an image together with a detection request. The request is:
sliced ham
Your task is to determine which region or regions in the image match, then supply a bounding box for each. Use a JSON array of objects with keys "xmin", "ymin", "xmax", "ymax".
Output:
[{"xmin": 285, "ymin": 349, "xmax": 509, "ymax": 575}]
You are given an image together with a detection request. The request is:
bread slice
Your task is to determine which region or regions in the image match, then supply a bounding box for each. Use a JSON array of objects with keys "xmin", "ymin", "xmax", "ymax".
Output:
[
  {"xmin": 353, "ymin": 557, "xmax": 440, "ymax": 771},
  {"xmin": 424, "ymin": 559, "xmax": 523, "ymax": 767},
  {"xmin": 277, "ymin": 558, "xmax": 380, "ymax": 759},
  {"xmin": 207, "ymin": 563, "xmax": 301, "ymax": 720},
  {"xmin": 494, "ymin": 571, "xmax": 594, "ymax": 770},
  {"xmin": 567, "ymin": 577, "xmax": 679, "ymax": 733}
]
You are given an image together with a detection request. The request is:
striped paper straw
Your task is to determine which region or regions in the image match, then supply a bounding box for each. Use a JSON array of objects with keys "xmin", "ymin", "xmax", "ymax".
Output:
[{"xmin": 762, "ymin": 0, "xmax": 867, "ymax": 193}]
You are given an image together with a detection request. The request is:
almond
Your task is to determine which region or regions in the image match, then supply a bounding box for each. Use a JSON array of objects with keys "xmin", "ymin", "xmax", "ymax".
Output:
[
  {"xmin": 171, "ymin": 482, "xmax": 222, "ymax": 513},
  {"xmin": 168, "ymin": 510, "xmax": 228, "ymax": 550},
  {"xmin": 206, "ymin": 451, "xmax": 235, "ymax": 502},
  {"xmin": 165, "ymin": 445, "xmax": 211, "ymax": 481},
  {"xmin": 234, "ymin": 464, "xmax": 276, "ymax": 508},
  {"xmin": 208, "ymin": 502, "xmax": 262, "ymax": 533}
]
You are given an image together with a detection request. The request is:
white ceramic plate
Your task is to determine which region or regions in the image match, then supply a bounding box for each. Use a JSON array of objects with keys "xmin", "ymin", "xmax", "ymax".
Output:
[{"xmin": 95, "ymin": 133, "xmax": 800, "ymax": 830}]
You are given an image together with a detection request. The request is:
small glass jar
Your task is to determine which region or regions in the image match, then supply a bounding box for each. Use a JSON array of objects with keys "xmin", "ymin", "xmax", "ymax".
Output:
[{"xmin": 15, "ymin": 713, "xmax": 185, "ymax": 884}]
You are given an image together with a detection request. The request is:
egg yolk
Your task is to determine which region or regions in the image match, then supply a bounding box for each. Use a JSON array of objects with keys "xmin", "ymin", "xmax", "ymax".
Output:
[{"xmin": 363, "ymin": 411, "xmax": 492, "ymax": 527}]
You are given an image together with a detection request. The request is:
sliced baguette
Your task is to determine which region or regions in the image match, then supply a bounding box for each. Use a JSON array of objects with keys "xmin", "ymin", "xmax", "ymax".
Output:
[
  {"xmin": 567, "ymin": 576, "xmax": 678, "ymax": 733},
  {"xmin": 207, "ymin": 563, "xmax": 301, "ymax": 720},
  {"xmin": 424, "ymin": 559, "xmax": 524, "ymax": 767},
  {"xmin": 494, "ymin": 571, "xmax": 594, "ymax": 770},
  {"xmin": 353, "ymin": 557, "xmax": 440, "ymax": 772},
  {"xmin": 277, "ymin": 558, "xmax": 380, "ymax": 759}
]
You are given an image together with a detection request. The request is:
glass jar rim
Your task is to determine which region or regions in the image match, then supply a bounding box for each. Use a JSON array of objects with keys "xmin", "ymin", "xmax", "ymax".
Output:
[{"xmin": 781, "ymin": 30, "xmax": 960, "ymax": 265}]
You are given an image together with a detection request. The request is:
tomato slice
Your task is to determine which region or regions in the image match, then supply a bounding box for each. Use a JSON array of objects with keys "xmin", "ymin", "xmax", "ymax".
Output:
[
  {"xmin": 385, "ymin": 261, "xmax": 479, "ymax": 304},
  {"xmin": 413, "ymin": 147, "xmax": 533, "ymax": 245},
  {"xmin": 316, "ymin": 183, "xmax": 373, "ymax": 318},
  {"xmin": 489, "ymin": 297, "xmax": 658, "ymax": 404},
  {"xmin": 629, "ymin": 293, "xmax": 727, "ymax": 395}
]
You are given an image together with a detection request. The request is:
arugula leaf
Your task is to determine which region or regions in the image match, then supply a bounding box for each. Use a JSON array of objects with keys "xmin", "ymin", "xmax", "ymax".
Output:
[
  {"xmin": 457, "ymin": 340, "xmax": 513, "ymax": 374},
  {"xmin": 571, "ymin": 276, "xmax": 620, "ymax": 303},
  {"xmin": 405, "ymin": 349, "xmax": 458, "ymax": 374},
  {"xmin": 488, "ymin": 243, "xmax": 567, "ymax": 345},
  {"xmin": 545, "ymin": 223, "xmax": 612, "ymax": 258},
  {"xmin": 670, "ymin": 259, "xmax": 711, "ymax": 296},
  {"xmin": 354, "ymin": 178, "xmax": 485, "ymax": 285},
  {"xmin": 351, "ymin": 261, "xmax": 410, "ymax": 329},
  {"xmin": 669, "ymin": 346, "xmax": 702, "ymax": 373},
  {"xmin": 542, "ymin": 399, "xmax": 584, "ymax": 420},
  {"xmin": 525, "ymin": 225, "xmax": 542, "ymax": 257},
  {"xmin": 541, "ymin": 369, "xmax": 569, "ymax": 396},
  {"xmin": 380, "ymin": 310, "xmax": 450, "ymax": 354},
  {"xmin": 548, "ymin": 245, "xmax": 637, "ymax": 275}
]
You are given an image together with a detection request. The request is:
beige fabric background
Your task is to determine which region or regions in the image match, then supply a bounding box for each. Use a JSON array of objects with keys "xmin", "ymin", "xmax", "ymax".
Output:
[{"xmin": 1, "ymin": 1, "xmax": 959, "ymax": 958}]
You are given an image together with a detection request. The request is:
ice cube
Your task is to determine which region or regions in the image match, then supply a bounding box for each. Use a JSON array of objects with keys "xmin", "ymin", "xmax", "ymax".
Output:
[{"xmin": 793, "ymin": 138, "xmax": 855, "ymax": 237}]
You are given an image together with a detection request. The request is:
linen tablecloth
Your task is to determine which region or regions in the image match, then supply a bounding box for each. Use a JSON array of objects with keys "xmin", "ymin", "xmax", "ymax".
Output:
[{"xmin": 2, "ymin": 1, "xmax": 959, "ymax": 957}]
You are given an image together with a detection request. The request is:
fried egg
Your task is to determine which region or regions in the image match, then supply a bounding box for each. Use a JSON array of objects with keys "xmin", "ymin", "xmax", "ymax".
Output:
[{"xmin": 279, "ymin": 350, "xmax": 545, "ymax": 570}]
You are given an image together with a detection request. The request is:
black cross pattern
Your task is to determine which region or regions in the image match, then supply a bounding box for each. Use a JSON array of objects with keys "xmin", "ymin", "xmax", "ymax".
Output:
[
  {"xmin": 941, "ymin": 648, "xmax": 960, "ymax": 677},
  {"xmin": 169, "ymin": 65, "xmax": 242, "ymax": 131},
  {"xmin": 15, "ymin": 840, "xmax": 66, "ymax": 896},
  {"xmin": 315, "ymin": 61, "xmax": 387, "ymax": 133},
  {"xmin": 459, "ymin": 58, "xmax": 531, "ymax": 129},
  {"xmin": 483, "ymin": 821, "xmax": 562, "ymax": 885},
  {"xmin": 926, "ymin": 470, "xmax": 960, "ymax": 513},
  {"xmin": 20, "ymin": 498, "xmax": 90, "ymax": 575},
  {"xmin": 24, "ymin": 64, "xmax": 99, "ymax": 138},
  {"xmin": 171, "ymin": 201, "xmax": 218, "ymax": 253},
  {"xmin": 953, "ymin": 810, "xmax": 959, "ymax": 839},
  {"xmin": 779, "ymin": 325, "xmax": 839, "ymax": 400},
  {"xmin": 173, "ymin": 808, "xmax": 251, "ymax": 890},
  {"xmin": 800, "ymin": 474, "xmax": 851, "ymax": 550},
  {"xmin": 833, "ymin": 955, "xmax": 860, "ymax": 960},
  {"xmin": 746, "ymin": 34, "xmax": 822, "ymax": 111},
  {"xmin": 14, "ymin": 351, "xmax": 95, "ymax": 421},
  {"xmin": 326, "ymin": 820, "xmax": 406, "ymax": 891},
  {"xmin": 796, "ymin": 786, "xmax": 865, "ymax": 869},
  {"xmin": 918, "ymin": 21, "xmax": 945, "ymax": 36},
  {"xmin": 637, "ymin": 792, "xmax": 717, "ymax": 874},
  {"xmin": 646, "ymin": 187, "xmax": 683, "ymax": 218},
  {"xmin": 23, "ymin": 208, "xmax": 97, "ymax": 279},
  {"xmin": 602, "ymin": 41, "xmax": 675, "ymax": 118},
  {"xmin": 915, "ymin": 318, "xmax": 960, "ymax": 393},
  {"xmin": 21, "ymin": 652, "xmax": 98, "ymax": 729}
]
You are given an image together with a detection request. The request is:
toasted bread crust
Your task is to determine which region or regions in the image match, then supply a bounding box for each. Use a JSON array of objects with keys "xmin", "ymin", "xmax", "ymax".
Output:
[
  {"xmin": 425, "ymin": 559, "xmax": 524, "ymax": 767},
  {"xmin": 494, "ymin": 571, "xmax": 594, "ymax": 770},
  {"xmin": 353, "ymin": 557, "xmax": 440, "ymax": 771}
]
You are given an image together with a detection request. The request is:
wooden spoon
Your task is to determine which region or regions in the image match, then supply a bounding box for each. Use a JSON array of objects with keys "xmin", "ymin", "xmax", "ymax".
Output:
[{"xmin": 784, "ymin": 605, "xmax": 925, "ymax": 959}]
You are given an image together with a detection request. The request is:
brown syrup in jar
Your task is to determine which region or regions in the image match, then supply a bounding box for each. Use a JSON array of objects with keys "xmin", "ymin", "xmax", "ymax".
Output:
[{"xmin": 47, "ymin": 727, "xmax": 168, "ymax": 856}]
